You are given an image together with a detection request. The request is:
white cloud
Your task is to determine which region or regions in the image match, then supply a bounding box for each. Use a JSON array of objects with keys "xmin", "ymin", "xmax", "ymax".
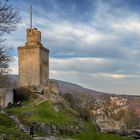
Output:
[
  {"xmin": 42, "ymin": 20, "xmax": 112, "ymax": 45},
  {"xmin": 112, "ymin": 18, "xmax": 140, "ymax": 34},
  {"xmin": 50, "ymin": 57, "xmax": 140, "ymax": 75},
  {"xmin": 98, "ymin": 73, "xmax": 126, "ymax": 79}
]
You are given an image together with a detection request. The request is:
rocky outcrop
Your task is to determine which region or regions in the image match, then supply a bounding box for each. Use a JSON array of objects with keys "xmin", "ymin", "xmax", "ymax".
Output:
[
  {"xmin": 90, "ymin": 96, "xmax": 140, "ymax": 134},
  {"xmin": 95, "ymin": 118, "xmax": 126, "ymax": 133},
  {"xmin": 45, "ymin": 80, "xmax": 59, "ymax": 95},
  {"xmin": 28, "ymin": 121, "xmax": 85, "ymax": 136}
]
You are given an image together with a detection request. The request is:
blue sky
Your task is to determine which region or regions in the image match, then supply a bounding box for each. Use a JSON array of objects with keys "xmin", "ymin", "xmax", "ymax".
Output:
[{"xmin": 6, "ymin": 0, "xmax": 140, "ymax": 95}]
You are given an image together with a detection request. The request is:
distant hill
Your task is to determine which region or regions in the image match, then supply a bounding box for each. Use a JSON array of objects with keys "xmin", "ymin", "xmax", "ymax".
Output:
[
  {"xmin": 9, "ymin": 75, "xmax": 140, "ymax": 118},
  {"xmin": 54, "ymin": 79, "xmax": 108, "ymax": 97},
  {"xmin": 8, "ymin": 74, "xmax": 19, "ymax": 82},
  {"xmin": 9, "ymin": 75, "xmax": 139, "ymax": 98}
]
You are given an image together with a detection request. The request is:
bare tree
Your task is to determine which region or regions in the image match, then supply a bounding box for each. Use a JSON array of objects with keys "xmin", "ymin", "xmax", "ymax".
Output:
[
  {"xmin": 0, "ymin": 1, "xmax": 20, "ymax": 87},
  {"xmin": 0, "ymin": 1, "xmax": 20, "ymax": 34},
  {"xmin": 0, "ymin": 40, "xmax": 10, "ymax": 75}
]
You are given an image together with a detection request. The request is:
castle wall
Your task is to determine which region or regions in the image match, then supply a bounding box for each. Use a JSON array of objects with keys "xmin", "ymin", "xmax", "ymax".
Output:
[
  {"xmin": 0, "ymin": 88, "xmax": 13, "ymax": 109},
  {"xmin": 0, "ymin": 91, "xmax": 5, "ymax": 109},
  {"xmin": 40, "ymin": 47, "xmax": 49, "ymax": 86},
  {"xmin": 18, "ymin": 46, "xmax": 40, "ymax": 86},
  {"xmin": 18, "ymin": 28, "xmax": 49, "ymax": 87},
  {"xmin": 5, "ymin": 89, "xmax": 13, "ymax": 107}
]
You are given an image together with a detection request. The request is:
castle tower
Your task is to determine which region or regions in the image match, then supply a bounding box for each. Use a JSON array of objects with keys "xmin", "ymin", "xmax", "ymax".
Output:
[
  {"xmin": 18, "ymin": 28, "xmax": 49, "ymax": 87},
  {"xmin": 18, "ymin": 7, "xmax": 49, "ymax": 87}
]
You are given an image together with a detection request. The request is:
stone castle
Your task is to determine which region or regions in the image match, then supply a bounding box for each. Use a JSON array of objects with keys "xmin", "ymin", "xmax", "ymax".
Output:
[
  {"xmin": 0, "ymin": 28, "xmax": 50, "ymax": 109},
  {"xmin": 18, "ymin": 28, "xmax": 49, "ymax": 88}
]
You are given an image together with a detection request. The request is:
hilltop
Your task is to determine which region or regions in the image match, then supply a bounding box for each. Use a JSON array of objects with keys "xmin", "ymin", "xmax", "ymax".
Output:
[{"xmin": 0, "ymin": 76, "xmax": 139, "ymax": 139}]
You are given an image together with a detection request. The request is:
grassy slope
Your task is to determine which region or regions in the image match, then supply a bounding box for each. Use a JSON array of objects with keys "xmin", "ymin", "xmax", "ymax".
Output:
[
  {"xmin": 72, "ymin": 122, "xmax": 133, "ymax": 140},
  {"xmin": 0, "ymin": 113, "xmax": 32, "ymax": 140},
  {"xmin": 6, "ymin": 101, "xmax": 77, "ymax": 125},
  {"xmin": 6, "ymin": 101, "xmax": 134, "ymax": 140}
]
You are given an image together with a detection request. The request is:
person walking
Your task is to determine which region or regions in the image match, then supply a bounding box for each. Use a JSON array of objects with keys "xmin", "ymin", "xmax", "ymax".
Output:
[{"xmin": 29, "ymin": 123, "xmax": 35, "ymax": 137}]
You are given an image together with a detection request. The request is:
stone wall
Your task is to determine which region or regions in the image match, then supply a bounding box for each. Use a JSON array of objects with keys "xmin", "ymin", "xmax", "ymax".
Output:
[
  {"xmin": 5, "ymin": 89, "xmax": 13, "ymax": 107},
  {"xmin": 18, "ymin": 46, "xmax": 49, "ymax": 87},
  {"xmin": 0, "ymin": 88, "xmax": 13, "ymax": 109},
  {"xmin": 18, "ymin": 46, "xmax": 40, "ymax": 86},
  {"xmin": 40, "ymin": 47, "xmax": 49, "ymax": 86},
  {"xmin": 0, "ymin": 90, "xmax": 5, "ymax": 109}
]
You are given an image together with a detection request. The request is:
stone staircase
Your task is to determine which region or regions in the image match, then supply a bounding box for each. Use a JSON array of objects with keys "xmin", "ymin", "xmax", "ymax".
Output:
[
  {"xmin": 0, "ymin": 110, "xmax": 41, "ymax": 138},
  {"xmin": 9, "ymin": 115, "xmax": 28, "ymax": 132},
  {"xmin": 1, "ymin": 110, "xmax": 28, "ymax": 133}
]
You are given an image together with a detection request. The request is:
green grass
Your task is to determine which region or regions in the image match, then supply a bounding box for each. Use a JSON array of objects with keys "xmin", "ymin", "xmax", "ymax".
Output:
[
  {"xmin": 0, "ymin": 113, "xmax": 32, "ymax": 140},
  {"xmin": 71, "ymin": 122, "xmax": 133, "ymax": 140},
  {"xmin": 27, "ymin": 101, "xmax": 77, "ymax": 124},
  {"xmin": 0, "ymin": 112, "xmax": 16, "ymax": 127},
  {"xmin": 6, "ymin": 101, "xmax": 78, "ymax": 125},
  {"xmin": 5, "ymin": 100, "xmax": 134, "ymax": 140}
]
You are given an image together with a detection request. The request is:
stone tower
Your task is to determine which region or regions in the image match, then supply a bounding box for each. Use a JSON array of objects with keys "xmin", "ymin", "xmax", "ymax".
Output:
[{"xmin": 18, "ymin": 28, "xmax": 49, "ymax": 87}]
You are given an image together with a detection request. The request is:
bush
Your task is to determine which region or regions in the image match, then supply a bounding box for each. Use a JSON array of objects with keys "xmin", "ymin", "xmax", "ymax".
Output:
[{"xmin": 13, "ymin": 87, "xmax": 34, "ymax": 102}]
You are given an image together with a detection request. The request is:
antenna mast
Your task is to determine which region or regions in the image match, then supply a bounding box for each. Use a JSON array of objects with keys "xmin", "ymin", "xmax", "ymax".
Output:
[{"xmin": 30, "ymin": 5, "xmax": 32, "ymax": 28}]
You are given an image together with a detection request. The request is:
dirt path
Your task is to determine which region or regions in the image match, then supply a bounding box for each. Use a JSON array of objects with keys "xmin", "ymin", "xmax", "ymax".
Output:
[{"xmin": 34, "ymin": 136, "xmax": 73, "ymax": 140}]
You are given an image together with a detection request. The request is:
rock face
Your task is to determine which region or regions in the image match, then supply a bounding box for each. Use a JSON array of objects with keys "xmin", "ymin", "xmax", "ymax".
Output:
[
  {"xmin": 45, "ymin": 80, "xmax": 59, "ymax": 95},
  {"xmin": 127, "ymin": 97, "xmax": 140, "ymax": 118},
  {"xmin": 90, "ymin": 96, "xmax": 129, "ymax": 133},
  {"xmin": 96, "ymin": 118, "xmax": 126, "ymax": 133}
]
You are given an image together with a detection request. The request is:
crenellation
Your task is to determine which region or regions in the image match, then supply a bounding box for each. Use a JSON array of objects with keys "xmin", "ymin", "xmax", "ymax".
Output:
[{"xmin": 27, "ymin": 28, "xmax": 41, "ymax": 43}]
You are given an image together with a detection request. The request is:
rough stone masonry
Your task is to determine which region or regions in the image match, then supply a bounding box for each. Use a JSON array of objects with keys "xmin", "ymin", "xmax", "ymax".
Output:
[{"xmin": 18, "ymin": 28, "xmax": 49, "ymax": 88}]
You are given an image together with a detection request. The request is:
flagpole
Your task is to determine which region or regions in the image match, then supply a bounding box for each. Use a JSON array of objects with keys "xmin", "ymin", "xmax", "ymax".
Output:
[{"xmin": 30, "ymin": 5, "xmax": 32, "ymax": 29}]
